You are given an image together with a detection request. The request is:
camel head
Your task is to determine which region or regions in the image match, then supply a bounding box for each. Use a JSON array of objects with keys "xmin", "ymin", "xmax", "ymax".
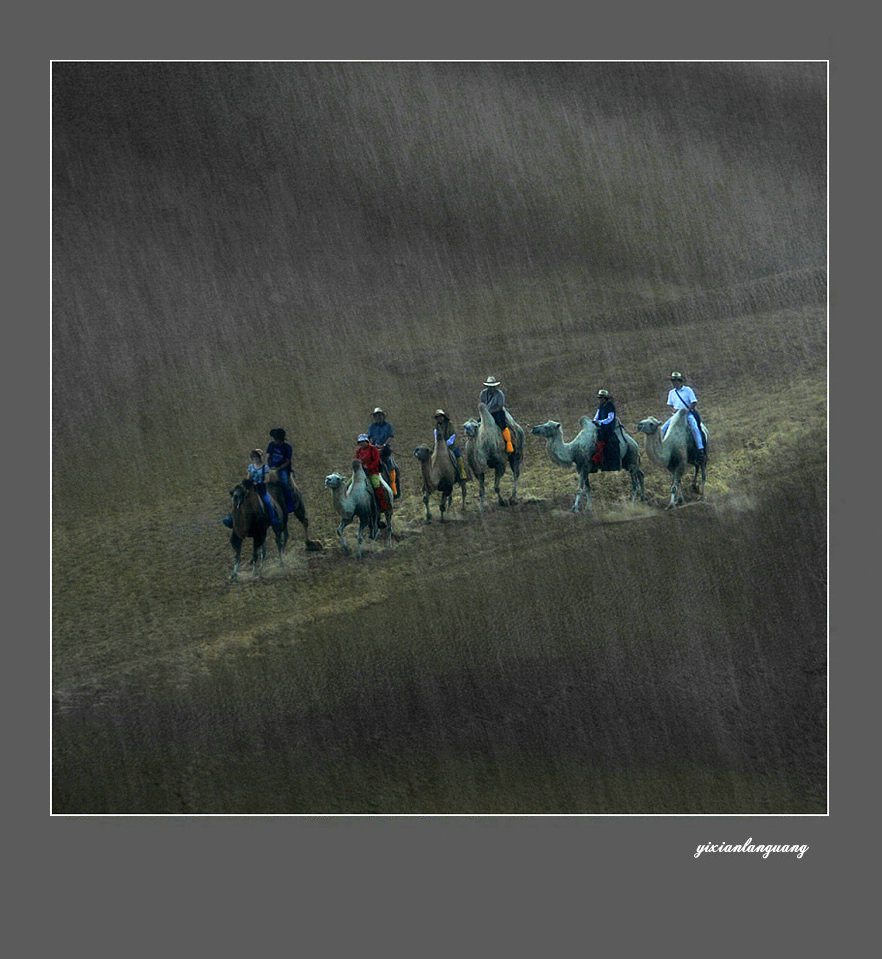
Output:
[
  {"xmin": 324, "ymin": 473, "xmax": 345, "ymax": 490},
  {"xmin": 637, "ymin": 417, "xmax": 661, "ymax": 436},
  {"xmin": 463, "ymin": 419, "xmax": 479, "ymax": 437},
  {"xmin": 531, "ymin": 420, "xmax": 562, "ymax": 439},
  {"xmin": 413, "ymin": 446, "xmax": 432, "ymax": 462}
]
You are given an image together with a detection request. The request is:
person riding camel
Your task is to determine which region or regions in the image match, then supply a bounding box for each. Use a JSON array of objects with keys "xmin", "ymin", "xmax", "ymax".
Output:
[
  {"xmin": 355, "ymin": 433, "xmax": 392, "ymax": 514},
  {"xmin": 366, "ymin": 407, "xmax": 399, "ymax": 498},
  {"xmin": 433, "ymin": 409, "xmax": 469, "ymax": 481},
  {"xmin": 246, "ymin": 449, "xmax": 283, "ymax": 528},
  {"xmin": 266, "ymin": 427, "xmax": 296, "ymax": 512},
  {"xmin": 591, "ymin": 389, "xmax": 621, "ymax": 471},
  {"xmin": 478, "ymin": 375, "xmax": 515, "ymax": 454},
  {"xmin": 222, "ymin": 448, "xmax": 281, "ymax": 529},
  {"xmin": 664, "ymin": 372, "xmax": 706, "ymax": 463}
]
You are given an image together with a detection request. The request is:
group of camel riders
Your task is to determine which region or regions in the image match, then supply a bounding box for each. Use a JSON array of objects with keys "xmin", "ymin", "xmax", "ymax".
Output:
[
  {"xmin": 223, "ymin": 372, "xmax": 705, "ymax": 528},
  {"xmin": 222, "ymin": 427, "xmax": 297, "ymax": 529},
  {"xmin": 591, "ymin": 371, "xmax": 705, "ymax": 470}
]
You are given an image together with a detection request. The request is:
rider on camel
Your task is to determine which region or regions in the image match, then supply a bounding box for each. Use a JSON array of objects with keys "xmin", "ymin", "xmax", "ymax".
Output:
[
  {"xmin": 591, "ymin": 389, "xmax": 621, "ymax": 471},
  {"xmin": 478, "ymin": 376, "xmax": 515, "ymax": 454},
  {"xmin": 355, "ymin": 433, "xmax": 392, "ymax": 514}
]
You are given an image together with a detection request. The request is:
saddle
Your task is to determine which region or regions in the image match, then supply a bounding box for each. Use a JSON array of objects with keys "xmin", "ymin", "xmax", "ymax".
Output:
[
  {"xmin": 592, "ymin": 424, "xmax": 623, "ymax": 471},
  {"xmin": 380, "ymin": 446, "xmax": 401, "ymax": 499}
]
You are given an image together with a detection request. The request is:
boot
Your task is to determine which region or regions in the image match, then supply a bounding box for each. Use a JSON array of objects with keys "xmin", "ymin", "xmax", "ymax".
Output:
[
  {"xmin": 592, "ymin": 441, "xmax": 605, "ymax": 465},
  {"xmin": 222, "ymin": 515, "xmax": 233, "ymax": 528},
  {"xmin": 502, "ymin": 427, "xmax": 514, "ymax": 454},
  {"xmin": 457, "ymin": 456, "xmax": 468, "ymax": 481},
  {"xmin": 697, "ymin": 448, "xmax": 707, "ymax": 464},
  {"xmin": 376, "ymin": 488, "xmax": 390, "ymax": 513},
  {"xmin": 389, "ymin": 469, "xmax": 398, "ymax": 497}
]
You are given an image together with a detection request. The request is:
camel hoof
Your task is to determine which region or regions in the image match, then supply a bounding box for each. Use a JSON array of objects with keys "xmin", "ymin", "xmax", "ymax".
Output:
[{"xmin": 306, "ymin": 540, "xmax": 323, "ymax": 551}]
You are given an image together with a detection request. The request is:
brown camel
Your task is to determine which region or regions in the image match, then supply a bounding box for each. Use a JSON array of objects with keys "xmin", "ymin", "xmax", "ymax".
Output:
[
  {"xmin": 414, "ymin": 427, "xmax": 466, "ymax": 522},
  {"xmin": 227, "ymin": 479, "xmax": 287, "ymax": 581}
]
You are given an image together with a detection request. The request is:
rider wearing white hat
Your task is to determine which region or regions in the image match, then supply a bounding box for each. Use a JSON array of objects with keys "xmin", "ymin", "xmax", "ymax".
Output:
[
  {"xmin": 478, "ymin": 375, "xmax": 514, "ymax": 454},
  {"xmin": 665, "ymin": 372, "xmax": 706, "ymax": 461}
]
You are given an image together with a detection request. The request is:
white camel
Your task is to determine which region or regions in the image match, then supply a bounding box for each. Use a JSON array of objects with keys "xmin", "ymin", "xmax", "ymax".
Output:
[
  {"xmin": 636, "ymin": 409, "xmax": 709, "ymax": 509},
  {"xmin": 324, "ymin": 460, "xmax": 379, "ymax": 557},
  {"xmin": 531, "ymin": 417, "xmax": 645, "ymax": 511},
  {"xmin": 462, "ymin": 402, "xmax": 525, "ymax": 511},
  {"xmin": 414, "ymin": 427, "xmax": 466, "ymax": 523}
]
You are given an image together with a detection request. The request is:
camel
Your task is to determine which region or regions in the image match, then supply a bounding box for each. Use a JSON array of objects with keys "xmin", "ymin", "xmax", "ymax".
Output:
[
  {"xmin": 267, "ymin": 469, "xmax": 323, "ymax": 552},
  {"xmin": 462, "ymin": 401, "xmax": 525, "ymax": 510},
  {"xmin": 530, "ymin": 417, "xmax": 645, "ymax": 511},
  {"xmin": 414, "ymin": 429, "xmax": 467, "ymax": 523},
  {"xmin": 325, "ymin": 460, "xmax": 380, "ymax": 558},
  {"xmin": 636, "ymin": 409, "xmax": 709, "ymax": 509},
  {"xmin": 228, "ymin": 479, "xmax": 287, "ymax": 581}
]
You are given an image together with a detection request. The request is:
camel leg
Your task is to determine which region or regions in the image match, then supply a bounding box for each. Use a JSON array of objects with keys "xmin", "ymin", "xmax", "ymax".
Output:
[
  {"xmin": 477, "ymin": 474, "xmax": 486, "ymax": 512},
  {"xmin": 509, "ymin": 457, "xmax": 520, "ymax": 505},
  {"xmin": 423, "ymin": 489, "xmax": 432, "ymax": 524},
  {"xmin": 495, "ymin": 468, "xmax": 507, "ymax": 507},
  {"xmin": 629, "ymin": 467, "xmax": 643, "ymax": 502},
  {"xmin": 291, "ymin": 499, "xmax": 322, "ymax": 551},
  {"xmin": 459, "ymin": 481, "xmax": 467, "ymax": 510},
  {"xmin": 230, "ymin": 533, "xmax": 242, "ymax": 582},
  {"xmin": 577, "ymin": 472, "xmax": 593, "ymax": 512},
  {"xmin": 667, "ymin": 473, "xmax": 683, "ymax": 509},
  {"xmin": 274, "ymin": 527, "xmax": 287, "ymax": 566},
  {"xmin": 337, "ymin": 519, "xmax": 351, "ymax": 555},
  {"xmin": 356, "ymin": 521, "xmax": 365, "ymax": 559},
  {"xmin": 572, "ymin": 473, "xmax": 589, "ymax": 511},
  {"xmin": 300, "ymin": 518, "xmax": 323, "ymax": 551}
]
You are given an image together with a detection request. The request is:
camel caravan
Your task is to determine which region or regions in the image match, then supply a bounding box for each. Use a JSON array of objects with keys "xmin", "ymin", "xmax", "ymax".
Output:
[{"xmin": 223, "ymin": 373, "xmax": 709, "ymax": 576}]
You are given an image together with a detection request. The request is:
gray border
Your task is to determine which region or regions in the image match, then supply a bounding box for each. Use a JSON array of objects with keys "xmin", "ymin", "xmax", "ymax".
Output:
[{"xmin": 30, "ymin": 2, "xmax": 861, "ymax": 954}]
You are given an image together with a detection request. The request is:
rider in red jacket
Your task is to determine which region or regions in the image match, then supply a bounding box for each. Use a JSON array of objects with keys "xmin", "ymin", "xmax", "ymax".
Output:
[{"xmin": 355, "ymin": 434, "xmax": 391, "ymax": 512}]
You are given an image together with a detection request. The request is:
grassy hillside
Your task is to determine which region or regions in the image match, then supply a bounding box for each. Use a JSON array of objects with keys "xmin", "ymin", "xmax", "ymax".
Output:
[{"xmin": 51, "ymin": 62, "xmax": 827, "ymax": 814}]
